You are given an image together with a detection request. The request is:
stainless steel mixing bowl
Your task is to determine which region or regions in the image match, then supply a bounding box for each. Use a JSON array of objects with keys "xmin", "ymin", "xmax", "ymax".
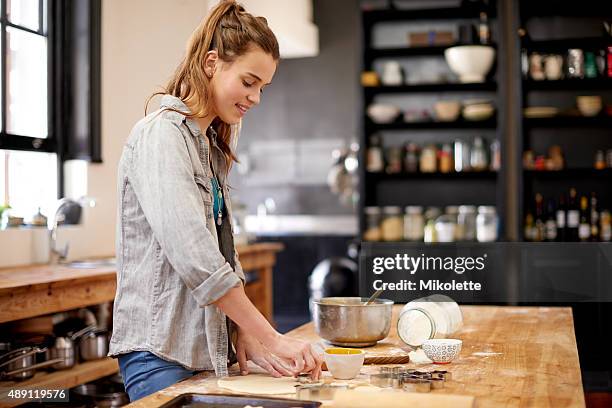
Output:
[{"xmin": 311, "ymin": 297, "xmax": 394, "ymax": 347}]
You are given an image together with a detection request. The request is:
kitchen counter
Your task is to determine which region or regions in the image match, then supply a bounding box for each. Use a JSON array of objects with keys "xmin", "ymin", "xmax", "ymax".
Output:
[
  {"xmin": 128, "ymin": 305, "xmax": 585, "ymax": 407},
  {"xmin": 244, "ymin": 215, "xmax": 357, "ymax": 236}
]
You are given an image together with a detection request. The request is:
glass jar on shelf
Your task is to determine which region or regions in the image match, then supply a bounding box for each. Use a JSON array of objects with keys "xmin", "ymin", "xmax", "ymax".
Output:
[
  {"xmin": 470, "ymin": 136, "xmax": 488, "ymax": 171},
  {"xmin": 381, "ymin": 206, "xmax": 403, "ymax": 241},
  {"xmin": 419, "ymin": 144, "xmax": 437, "ymax": 173},
  {"xmin": 434, "ymin": 214, "xmax": 456, "ymax": 243},
  {"xmin": 397, "ymin": 294, "xmax": 463, "ymax": 347},
  {"xmin": 404, "ymin": 142, "xmax": 419, "ymax": 173},
  {"xmin": 457, "ymin": 205, "xmax": 477, "ymax": 241},
  {"xmin": 476, "ymin": 205, "xmax": 498, "ymax": 242},
  {"xmin": 438, "ymin": 144, "xmax": 453, "ymax": 173},
  {"xmin": 423, "ymin": 207, "xmax": 441, "ymax": 243},
  {"xmin": 385, "ymin": 146, "xmax": 403, "ymax": 174},
  {"xmin": 403, "ymin": 206, "xmax": 424, "ymax": 241},
  {"xmin": 363, "ymin": 206, "xmax": 382, "ymax": 241},
  {"xmin": 366, "ymin": 134, "xmax": 384, "ymax": 173}
]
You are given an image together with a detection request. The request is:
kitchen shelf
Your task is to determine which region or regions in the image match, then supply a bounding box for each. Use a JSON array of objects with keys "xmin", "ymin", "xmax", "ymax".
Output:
[
  {"xmin": 522, "ymin": 36, "xmax": 611, "ymax": 52},
  {"xmin": 523, "ymin": 78, "xmax": 612, "ymax": 91},
  {"xmin": 520, "ymin": 2, "xmax": 612, "ymax": 18},
  {"xmin": 366, "ymin": 117, "xmax": 497, "ymax": 130},
  {"xmin": 367, "ymin": 171, "xmax": 498, "ymax": 180},
  {"xmin": 523, "ymin": 115, "xmax": 612, "ymax": 127},
  {"xmin": 524, "ymin": 168, "xmax": 612, "ymax": 178},
  {"xmin": 362, "ymin": 6, "xmax": 496, "ymax": 24},
  {"xmin": 365, "ymin": 43, "xmax": 499, "ymax": 61},
  {"xmin": 364, "ymin": 82, "xmax": 497, "ymax": 96},
  {"xmin": 0, "ymin": 358, "xmax": 119, "ymax": 408}
]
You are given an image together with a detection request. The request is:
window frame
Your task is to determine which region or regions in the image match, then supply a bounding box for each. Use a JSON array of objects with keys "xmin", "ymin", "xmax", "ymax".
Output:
[
  {"xmin": 0, "ymin": 0, "xmax": 55, "ymax": 154},
  {"xmin": 0, "ymin": 0, "xmax": 101, "ymax": 200}
]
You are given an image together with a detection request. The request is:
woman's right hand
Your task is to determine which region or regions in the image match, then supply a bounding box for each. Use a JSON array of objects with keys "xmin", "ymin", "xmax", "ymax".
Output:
[{"xmin": 265, "ymin": 334, "xmax": 323, "ymax": 379}]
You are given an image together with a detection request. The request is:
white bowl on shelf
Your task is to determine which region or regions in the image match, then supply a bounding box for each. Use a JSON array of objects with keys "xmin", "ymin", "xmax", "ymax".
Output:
[
  {"xmin": 462, "ymin": 103, "xmax": 495, "ymax": 121},
  {"xmin": 433, "ymin": 100, "xmax": 461, "ymax": 122},
  {"xmin": 367, "ymin": 104, "xmax": 400, "ymax": 123},
  {"xmin": 444, "ymin": 45, "xmax": 496, "ymax": 83}
]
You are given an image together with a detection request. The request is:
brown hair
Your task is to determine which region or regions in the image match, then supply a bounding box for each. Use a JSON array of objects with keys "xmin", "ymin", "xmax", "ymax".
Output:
[{"xmin": 147, "ymin": 0, "xmax": 279, "ymax": 171}]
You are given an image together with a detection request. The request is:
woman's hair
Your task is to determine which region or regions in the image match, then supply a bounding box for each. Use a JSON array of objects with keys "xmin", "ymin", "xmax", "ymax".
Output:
[{"xmin": 147, "ymin": 0, "xmax": 279, "ymax": 170}]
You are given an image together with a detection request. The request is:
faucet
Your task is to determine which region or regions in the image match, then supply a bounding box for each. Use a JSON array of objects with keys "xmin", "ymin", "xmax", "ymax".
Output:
[{"xmin": 47, "ymin": 197, "xmax": 95, "ymax": 264}]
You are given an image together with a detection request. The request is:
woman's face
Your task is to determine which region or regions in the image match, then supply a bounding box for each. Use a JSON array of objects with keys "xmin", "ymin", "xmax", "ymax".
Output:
[{"xmin": 209, "ymin": 46, "xmax": 277, "ymax": 124}]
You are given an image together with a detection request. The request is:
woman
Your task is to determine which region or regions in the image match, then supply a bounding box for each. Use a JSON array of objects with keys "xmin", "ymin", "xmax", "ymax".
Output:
[{"xmin": 109, "ymin": 1, "xmax": 322, "ymax": 402}]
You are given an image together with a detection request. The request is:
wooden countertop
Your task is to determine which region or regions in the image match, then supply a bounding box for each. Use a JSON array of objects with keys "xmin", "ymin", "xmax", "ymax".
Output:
[{"xmin": 129, "ymin": 305, "xmax": 585, "ymax": 407}]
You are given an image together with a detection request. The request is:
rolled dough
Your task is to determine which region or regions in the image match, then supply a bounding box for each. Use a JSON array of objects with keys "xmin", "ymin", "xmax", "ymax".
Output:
[{"xmin": 217, "ymin": 374, "xmax": 299, "ymax": 395}]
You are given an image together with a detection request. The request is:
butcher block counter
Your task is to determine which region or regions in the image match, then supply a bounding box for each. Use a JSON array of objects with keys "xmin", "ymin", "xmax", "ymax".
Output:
[{"xmin": 129, "ymin": 305, "xmax": 585, "ymax": 408}]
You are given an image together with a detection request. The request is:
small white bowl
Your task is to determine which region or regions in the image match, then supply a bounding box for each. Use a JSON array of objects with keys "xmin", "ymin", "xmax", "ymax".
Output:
[
  {"xmin": 434, "ymin": 100, "xmax": 461, "ymax": 122},
  {"xmin": 324, "ymin": 348, "xmax": 365, "ymax": 380},
  {"xmin": 367, "ymin": 104, "xmax": 400, "ymax": 123},
  {"xmin": 422, "ymin": 339, "xmax": 462, "ymax": 364}
]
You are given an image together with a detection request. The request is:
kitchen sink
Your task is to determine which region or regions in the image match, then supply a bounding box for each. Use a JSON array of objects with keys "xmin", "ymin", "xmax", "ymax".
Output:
[{"xmin": 64, "ymin": 257, "xmax": 116, "ymax": 269}]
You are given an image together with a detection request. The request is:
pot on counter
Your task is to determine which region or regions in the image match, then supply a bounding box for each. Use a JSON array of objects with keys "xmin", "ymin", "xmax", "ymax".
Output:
[{"xmin": 311, "ymin": 297, "xmax": 393, "ymax": 347}]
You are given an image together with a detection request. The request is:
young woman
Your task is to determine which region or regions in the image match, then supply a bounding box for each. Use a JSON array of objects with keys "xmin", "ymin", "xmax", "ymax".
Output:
[{"xmin": 109, "ymin": 1, "xmax": 322, "ymax": 402}]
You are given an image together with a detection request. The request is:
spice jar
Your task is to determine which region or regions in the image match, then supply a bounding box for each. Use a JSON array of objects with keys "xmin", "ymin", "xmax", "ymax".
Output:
[
  {"xmin": 397, "ymin": 295, "xmax": 463, "ymax": 347},
  {"xmin": 454, "ymin": 139, "xmax": 470, "ymax": 172},
  {"xmin": 438, "ymin": 144, "xmax": 453, "ymax": 173},
  {"xmin": 385, "ymin": 146, "xmax": 403, "ymax": 174},
  {"xmin": 381, "ymin": 206, "xmax": 403, "ymax": 241},
  {"xmin": 364, "ymin": 207, "xmax": 382, "ymax": 241},
  {"xmin": 476, "ymin": 206, "xmax": 498, "ymax": 242},
  {"xmin": 434, "ymin": 214, "xmax": 456, "ymax": 242},
  {"xmin": 420, "ymin": 145, "xmax": 437, "ymax": 173},
  {"xmin": 457, "ymin": 205, "xmax": 477, "ymax": 241},
  {"xmin": 595, "ymin": 150, "xmax": 606, "ymax": 170},
  {"xmin": 423, "ymin": 207, "xmax": 441, "ymax": 243},
  {"xmin": 404, "ymin": 142, "xmax": 419, "ymax": 173},
  {"xmin": 366, "ymin": 134, "xmax": 384, "ymax": 173},
  {"xmin": 566, "ymin": 49, "xmax": 585, "ymax": 79},
  {"xmin": 404, "ymin": 206, "xmax": 424, "ymax": 241},
  {"xmin": 470, "ymin": 136, "xmax": 488, "ymax": 171}
]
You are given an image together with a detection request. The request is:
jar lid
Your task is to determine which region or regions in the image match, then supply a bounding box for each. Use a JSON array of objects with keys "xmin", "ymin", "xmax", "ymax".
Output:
[
  {"xmin": 404, "ymin": 206, "xmax": 423, "ymax": 214},
  {"xmin": 458, "ymin": 205, "xmax": 477, "ymax": 213},
  {"xmin": 445, "ymin": 206, "xmax": 460, "ymax": 215},
  {"xmin": 477, "ymin": 205, "xmax": 496, "ymax": 214},
  {"xmin": 383, "ymin": 206, "xmax": 402, "ymax": 214},
  {"xmin": 365, "ymin": 206, "xmax": 381, "ymax": 215}
]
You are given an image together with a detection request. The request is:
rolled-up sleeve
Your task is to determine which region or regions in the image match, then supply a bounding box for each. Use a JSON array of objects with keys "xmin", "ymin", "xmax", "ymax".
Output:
[{"xmin": 127, "ymin": 117, "xmax": 240, "ymax": 306}]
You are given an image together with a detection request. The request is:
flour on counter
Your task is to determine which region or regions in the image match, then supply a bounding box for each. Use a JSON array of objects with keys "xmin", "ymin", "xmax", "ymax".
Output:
[{"xmin": 408, "ymin": 348, "xmax": 433, "ymax": 364}]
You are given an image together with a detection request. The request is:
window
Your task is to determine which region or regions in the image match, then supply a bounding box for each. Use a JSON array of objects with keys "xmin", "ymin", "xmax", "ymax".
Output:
[{"xmin": 0, "ymin": 0, "xmax": 100, "ymax": 223}]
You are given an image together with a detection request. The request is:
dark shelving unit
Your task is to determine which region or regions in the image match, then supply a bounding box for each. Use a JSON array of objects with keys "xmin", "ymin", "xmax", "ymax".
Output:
[
  {"xmin": 359, "ymin": 1, "xmax": 506, "ymax": 239},
  {"xmin": 366, "ymin": 171, "xmax": 498, "ymax": 181},
  {"xmin": 523, "ymin": 78, "xmax": 612, "ymax": 91},
  {"xmin": 365, "ymin": 117, "xmax": 497, "ymax": 130},
  {"xmin": 364, "ymin": 82, "xmax": 497, "ymax": 96},
  {"xmin": 523, "ymin": 115, "xmax": 612, "ymax": 128},
  {"xmin": 524, "ymin": 168, "xmax": 612, "ymax": 178}
]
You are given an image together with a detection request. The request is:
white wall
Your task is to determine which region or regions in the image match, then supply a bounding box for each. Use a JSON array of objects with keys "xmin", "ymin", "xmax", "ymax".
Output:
[{"xmin": 0, "ymin": 0, "xmax": 209, "ymax": 267}]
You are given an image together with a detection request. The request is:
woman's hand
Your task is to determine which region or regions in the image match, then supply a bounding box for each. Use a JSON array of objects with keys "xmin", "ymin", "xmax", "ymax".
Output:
[
  {"xmin": 235, "ymin": 329, "xmax": 295, "ymax": 378},
  {"xmin": 263, "ymin": 333, "xmax": 323, "ymax": 380}
]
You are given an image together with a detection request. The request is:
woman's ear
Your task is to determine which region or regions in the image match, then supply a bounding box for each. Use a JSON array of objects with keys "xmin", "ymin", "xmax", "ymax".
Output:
[{"xmin": 204, "ymin": 50, "xmax": 219, "ymax": 78}]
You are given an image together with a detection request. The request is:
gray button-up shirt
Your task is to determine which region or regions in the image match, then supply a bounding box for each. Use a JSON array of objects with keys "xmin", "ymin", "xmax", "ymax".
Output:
[{"xmin": 109, "ymin": 95, "xmax": 245, "ymax": 376}]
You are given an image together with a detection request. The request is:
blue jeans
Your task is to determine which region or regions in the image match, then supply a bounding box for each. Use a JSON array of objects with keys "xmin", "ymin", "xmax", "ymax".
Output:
[{"xmin": 118, "ymin": 351, "xmax": 199, "ymax": 402}]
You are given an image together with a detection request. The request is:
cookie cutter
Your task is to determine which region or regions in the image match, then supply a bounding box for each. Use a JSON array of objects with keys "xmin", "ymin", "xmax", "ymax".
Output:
[
  {"xmin": 295, "ymin": 383, "xmax": 349, "ymax": 400},
  {"xmin": 402, "ymin": 378, "xmax": 432, "ymax": 393}
]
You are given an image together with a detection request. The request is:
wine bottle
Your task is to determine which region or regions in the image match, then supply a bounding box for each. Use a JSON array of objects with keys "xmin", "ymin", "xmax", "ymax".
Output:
[
  {"xmin": 545, "ymin": 199, "xmax": 557, "ymax": 242},
  {"xmin": 590, "ymin": 192, "xmax": 599, "ymax": 242},
  {"xmin": 534, "ymin": 193, "xmax": 545, "ymax": 242},
  {"xmin": 556, "ymin": 193, "xmax": 566, "ymax": 242},
  {"xmin": 578, "ymin": 196, "xmax": 590, "ymax": 242},
  {"xmin": 566, "ymin": 188, "xmax": 580, "ymax": 242}
]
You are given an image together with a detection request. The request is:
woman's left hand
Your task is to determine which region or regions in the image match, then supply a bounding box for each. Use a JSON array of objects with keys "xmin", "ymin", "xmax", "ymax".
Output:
[{"xmin": 235, "ymin": 329, "xmax": 295, "ymax": 377}]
